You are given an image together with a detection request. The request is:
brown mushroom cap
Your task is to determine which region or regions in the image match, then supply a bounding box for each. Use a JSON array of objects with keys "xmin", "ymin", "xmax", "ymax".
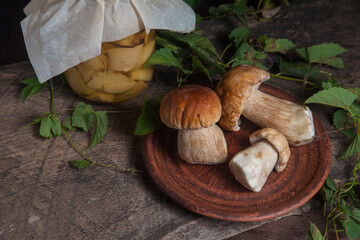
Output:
[
  {"xmin": 249, "ymin": 128, "xmax": 291, "ymax": 172},
  {"xmin": 160, "ymin": 85, "xmax": 221, "ymax": 130},
  {"xmin": 215, "ymin": 65, "xmax": 270, "ymax": 131}
]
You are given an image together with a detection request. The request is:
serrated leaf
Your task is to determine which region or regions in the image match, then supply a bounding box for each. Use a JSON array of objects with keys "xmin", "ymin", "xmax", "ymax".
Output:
[
  {"xmin": 190, "ymin": 45, "xmax": 224, "ymax": 75},
  {"xmin": 72, "ymin": 102, "xmax": 94, "ymax": 132},
  {"xmin": 305, "ymin": 222, "xmax": 325, "ymax": 240},
  {"xmin": 191, "ymin": 56, "xmax": 211, "ymax": 80},
  {"xmin": 50, "ymin": 117, "xmax": 62, "ymax": 137},
  {"xmin": 296, "ymin": 47, "xmax": 308, "ymax": 61},
  {"xmin": 88, "ymin": 111, "xmax": 108, "ymax": 149},
  {"xmin": 325, "ymin": 176, "xmax": 337, "ymax": 191},
  {"xmin": 144, "ymin": 48, "xmax": 184, "ymax": 70},
  {"xmin": 155, "ymin": 36, "xmax": 182, "ymax": 53},
  {"xmin": 208, "ymin": 0, "xmax": 249, "ymax": 24},
  {"xmin": 322, "ymin": 81, "xmax": 333, "ymax": 89},
  {"xmin": 71, "ymin": 160, "xmax": 91, "ymax": 169},
  {"xmin": 21, "ymin": 76, "xmax": 48, "ymax": 103},
  {"xmin": 64, "ymin": 117, "xmax": 76, "ymax": 131},
  {"xmin": 229, "ymin": 27, "xmax": 250, "ymax": 47},
  {"xmin": 183, "ymin": 32, "xmax": 219, "ymax": 58},
  {"xmin": 307, "ymin": 43, "xmax": 347, "ymax": 63},
  {"xmin": 134, "ymin": 98, "xmax": 162, "ymax": 135},
  {"xmin": 40, "ymin": 117, "xmax": 52, "ymax": 139},
  {"xmin": 264, "ymin": 38, "xmax": 297, "ymax": 53},
  {"xmin": 232, "ymin": 42, "xmax": 266, "ymax": 67},
  {"xmin": 322, "ymin": 57, "xmax": 345, "ymax": 69},
  {"xmin": 348, "ymin": 88, "xmax": 360, "ymax": 101},
  {"xmin": 338, "ymin": 134, "xmax": 360, "ymax": 160},
  {"xmin": 279, "ymin": 60, "xmax": 320, "ymax": 81},
  {"xmin": 333, "ymin": 109, "xmax": 357, "ymax": 139},
  {"xmin": 305, "ymin": 87, "xmax": 357, "ymax": 109},
  {"xmin": 350, "ymin": 102, "xmax": 360, "ymax": 117},
  {"xmin": 349, "ymin": 207, "xmax": 360, "ymax": 222},
  {"xmin": 340, "ymin": 218, "xmax": 360, "ymax": 240},
  {"xmin": 321, "ymin": 176, "xmax": 337, "ymax": 202}
]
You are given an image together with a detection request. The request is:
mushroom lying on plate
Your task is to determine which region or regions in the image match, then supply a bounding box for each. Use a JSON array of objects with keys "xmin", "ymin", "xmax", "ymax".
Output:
[
  {"xmin": 215, "ymin": 65, "xmax": 315, "ymax": 146},
  {"xmin": 229, "ymin": 128, "xmax": 290, "ymax": 192},
  {"xmin": 160, "ymin": 85, "xmax": 228, "ymax": 164}
]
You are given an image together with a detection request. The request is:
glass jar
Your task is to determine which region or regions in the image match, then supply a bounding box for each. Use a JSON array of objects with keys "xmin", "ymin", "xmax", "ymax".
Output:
[{"xmin": 64, "ymin": 30, "xmax": 155, "ymax": 103}]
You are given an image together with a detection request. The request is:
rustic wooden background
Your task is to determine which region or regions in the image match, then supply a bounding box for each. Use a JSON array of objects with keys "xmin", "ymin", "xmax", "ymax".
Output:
[{"xmin": 1, "ymin": 0, "xmax": 359, "ymax": 239}]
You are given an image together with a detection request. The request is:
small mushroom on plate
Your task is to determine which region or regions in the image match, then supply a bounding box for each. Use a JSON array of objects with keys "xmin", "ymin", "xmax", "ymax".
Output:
[
  {"xmin": 160, "ymin": 85, "xmax": 228, "ymax": 164},
  {"xmin": 229, "ymin": 128, "xmax": 290, "ymax": 192},
  {"xmin": 215, "ymin": 65, "xmax": 315, "ymax": 146}
]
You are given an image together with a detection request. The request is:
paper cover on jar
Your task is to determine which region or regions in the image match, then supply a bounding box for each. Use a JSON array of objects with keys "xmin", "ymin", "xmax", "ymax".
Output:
[{"xmin": 21, "ymin": 0, "xmax": 196, "ymax": 83}]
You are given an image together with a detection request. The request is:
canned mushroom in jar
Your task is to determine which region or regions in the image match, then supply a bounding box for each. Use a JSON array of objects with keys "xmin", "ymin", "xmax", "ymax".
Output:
[{"xmin": 64, "ymin": 30, "xmax": 155, "ymax": 103}]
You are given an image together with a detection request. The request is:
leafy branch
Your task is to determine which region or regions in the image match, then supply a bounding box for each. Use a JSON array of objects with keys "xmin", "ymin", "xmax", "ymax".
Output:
[{"xmin": 22, "ymin": 78, "xmax": 140, "ymax": 172}]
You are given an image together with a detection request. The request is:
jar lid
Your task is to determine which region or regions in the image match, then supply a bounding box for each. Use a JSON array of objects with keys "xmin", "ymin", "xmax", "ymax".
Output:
[{"xmin": 21, "ymin": 0, "xmax": 196, "ymax": 83}]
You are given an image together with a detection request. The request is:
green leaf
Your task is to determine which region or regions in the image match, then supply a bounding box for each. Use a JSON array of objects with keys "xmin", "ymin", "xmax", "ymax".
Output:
[
  {"xmin": 72, "ymin": 102, "xmax": 94, "ymax": 132},
  {"xmin": 279, "ymin": 60, "xmax": 320, "ymax": 81},
  {"xmin": 191, "ymin": 56, "xmax": 211, "ymax": 80},
  {"xmin": 322, "ymin": 57, "xmax": 345, "ymax": 69},
  {"xmin": 21, "ymin": 76, "xmax": 48, "ymax": 103},
  {"xmin": 256, "ymin": 35, "xmax": 269, "ymax": 47},
  {"xmin": 264, "ymin": 38, "xmax": 297, "ymax": 53},
  {"xmin": 338, "ymin": 134, "xmax": 360, "ymax": 159},
  {"xmin": 183, "ymin": 0, "xmax": 202, "ymax": 8},
  {"xmin": 71, "ymin": 160, "xmax": 91, "ymax": 169},
  {"xmin": 305, "ymin": 87, "xmax": 357, "ymax": 109},
  {"xmin": 229, "ymin": 27, "xmax": 251, "ymax": 47},
  {"xmin": 305, "ymin": 222, "xmax": 325, "ymax": 240},
  {"xmin": 350, "ymin": 102, "xmax": 360, "ymax": 117},
  {"xmin": 322, "ymin": 81, "xmax": 333, "ymax": 90},
  {"xmin": 183, "ymin": 32, "xmax": 219, "ymax": 58},
  {"xmin": 64, "ymin": 117, "xmax": 76, "ymax": 131},
  {"xmin": 134, "ymin": 98, "xmax": 162, "ymax": 135},
  {"xmin": 348, "ymin": 88, "xmax": 360, "ymax": 101},
  {"xmin": 144, "ymin": 48, "xmax": 184, "ymax": 70},
  {"xmin": 190, "ymin": 45, "xmax": 224, "ymax": 75},
  {"xmin": 40, "ymin": 117, "xmax": 53, "ymax": 139},
  {"xmin": 232, "ymin": 42, "xmax": 266, "ymax": 67},
  {"xmin": 321, "ymin": 176, "xmax": 337, "ymax": 203},
  {"xmin": 50, "ymin": 117, "xmax": 62, "ymax": 137},
  {"xmin": 325, "ymin": 176, "xmax": 337, "ymax": 191},
  {"xmin": 296, "ymin": 47, "xmax": 308, "ymax": 61},
  {"xmin": 307, "ymin": 43, "xmax": 347, "ymax": 64},
  {"xmin": 333, "ymin": 109, "xmax": 357, "ymax": 139},
  {"xmin": 155, "ymin": 36, "xmax": 182, "ymax": 53},
  {"xmin": 88, "ymin": 111, "xmax": 108, "ymax": 149},
  {"xmin": 350, "ymin": 207, "xmax": 360, "ymax": 222},
  {"xmin": 340, "ymin": 218, "xmax": 360, "ymax": 240},
  {"xmin": 208, "ymin": 0, "xmax": 249, "ymax": 24}
]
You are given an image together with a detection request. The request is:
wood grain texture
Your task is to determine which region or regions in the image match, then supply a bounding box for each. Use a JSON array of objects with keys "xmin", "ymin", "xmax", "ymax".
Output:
[
  {"xmin": 1, "ymin": 0, "xmax": 359, "ymax": 239},
  {"xmin": 142, "ymin": 84, "xmax": 332, "ymax": 221}
]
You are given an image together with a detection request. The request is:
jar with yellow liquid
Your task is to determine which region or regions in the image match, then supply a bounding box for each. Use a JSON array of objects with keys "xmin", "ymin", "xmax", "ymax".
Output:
[{"xmin": 64, "ymin": 30, "xmax": 156, "ymax": 103}]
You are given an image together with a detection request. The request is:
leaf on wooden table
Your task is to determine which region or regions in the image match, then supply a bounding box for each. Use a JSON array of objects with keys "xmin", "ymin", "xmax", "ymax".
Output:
[
  {"xmin": 88, "ymin": 111, "xmax": 108, "ymax": 149},
  {"xmin": 72, "ymin": 102, "xmax": 94, "ymax": 132}
]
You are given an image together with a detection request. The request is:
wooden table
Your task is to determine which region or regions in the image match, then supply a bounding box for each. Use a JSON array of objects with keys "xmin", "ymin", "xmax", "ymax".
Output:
[{"xmin": 1, "ymin": 0, "xmax": 359, "ymax": 239}]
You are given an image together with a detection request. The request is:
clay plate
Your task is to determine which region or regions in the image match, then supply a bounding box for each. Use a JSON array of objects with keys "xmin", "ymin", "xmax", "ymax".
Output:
[{"xmin": 142, "ymin": 84, "xmax": 332, "ymax": 222}]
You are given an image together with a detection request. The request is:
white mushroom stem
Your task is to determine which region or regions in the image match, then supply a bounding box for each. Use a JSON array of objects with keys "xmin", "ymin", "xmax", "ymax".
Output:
[
  {"xmin": 242, "ymin": 90, "xmax": 315, "ymax": 146},
  {"xmin": 229, "ymin": 140, "xmax": 278, "ymax": 192},
  {"xmin": 178, "ymin": 124, "xmax": 228, "ymax": 164}
]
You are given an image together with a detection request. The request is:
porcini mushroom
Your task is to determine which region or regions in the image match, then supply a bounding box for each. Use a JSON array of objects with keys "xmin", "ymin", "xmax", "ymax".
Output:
[
  {"xmin": 229, "ymin": 128, "xmax": 290, "ymax": 192},
  {"xmin": 160, "ymin": 85, "xmax": 228, "ymax": 164},
  {"xmin": 215, "ymin": 65, "xmax": 315, "ymax": 146}
]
